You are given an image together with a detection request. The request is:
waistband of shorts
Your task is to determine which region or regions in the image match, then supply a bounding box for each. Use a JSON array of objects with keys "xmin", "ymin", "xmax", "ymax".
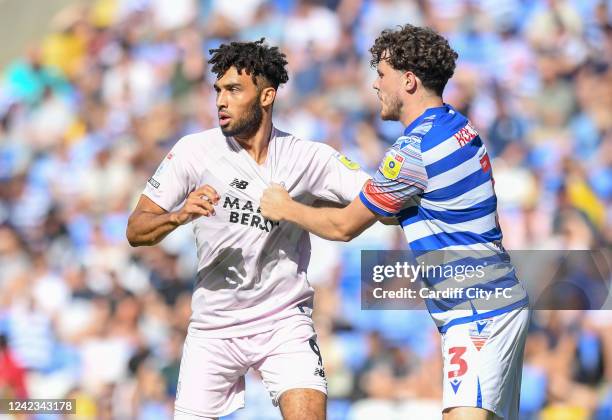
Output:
[{"xmin": 187, "ymin": 312, "xmax": 314, "ymax": 339}]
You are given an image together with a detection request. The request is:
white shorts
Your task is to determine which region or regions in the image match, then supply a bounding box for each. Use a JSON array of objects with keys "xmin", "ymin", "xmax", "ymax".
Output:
[
  {"xmin": 442, "ymin": 308, "xmax": 529, "ymax": 419},
  {"xmin": 173, "ymin": 318, "xmax": 327, "ymax": 418}
]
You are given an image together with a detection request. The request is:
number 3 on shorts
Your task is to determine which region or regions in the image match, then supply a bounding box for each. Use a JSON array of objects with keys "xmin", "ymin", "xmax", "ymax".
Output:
[{"xmin": 448, "ymin": 346, "xmax": 467, "ymax": 378}]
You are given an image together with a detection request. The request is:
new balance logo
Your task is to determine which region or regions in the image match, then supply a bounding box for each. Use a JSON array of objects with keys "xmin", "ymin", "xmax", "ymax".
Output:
[
  {"xmin": 230, "ymin": 178, "xmax": 249, "ymax": 189},
  {"xmin": 314, "ymin": 367, "xmax": 326, "ymax": 378}
]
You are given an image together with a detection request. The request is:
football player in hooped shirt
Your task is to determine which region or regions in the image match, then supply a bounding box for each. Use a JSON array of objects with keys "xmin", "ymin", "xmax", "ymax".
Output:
[
  {"xmin": 261, "ymin": 25, "xmax": 529, "ymax": 420},
  {"xmin": 126, "ymin": 39, "xmax": 369, "ymax": 419}
]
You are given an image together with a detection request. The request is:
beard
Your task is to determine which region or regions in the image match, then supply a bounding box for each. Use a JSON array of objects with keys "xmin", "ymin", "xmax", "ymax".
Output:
[
  {"xmin": 220, "ymin": 98, "xmax": 264, "ymax": 138},
  {"xmin": 380, "ymin": 94, "xmax": 402, "ymax": 121}
]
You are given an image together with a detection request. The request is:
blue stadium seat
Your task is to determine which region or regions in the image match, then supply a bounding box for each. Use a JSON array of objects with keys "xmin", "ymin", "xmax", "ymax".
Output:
[
  {"xmin": 519, "ymin": 365, "xmax": 547, "ymax": 415},
  {"xmin": 335, "ymin": 331, "xmax": 368, "ymax": 371},
  {"xmin": 328, "ymin": 398, "xmax": 352, "ymax": 420}
]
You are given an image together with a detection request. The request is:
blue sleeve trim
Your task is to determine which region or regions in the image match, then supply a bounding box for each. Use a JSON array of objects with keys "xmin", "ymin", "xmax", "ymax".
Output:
[{"xmin": 359, "ymin": 191, "xmax": 396, "ymax": 217}]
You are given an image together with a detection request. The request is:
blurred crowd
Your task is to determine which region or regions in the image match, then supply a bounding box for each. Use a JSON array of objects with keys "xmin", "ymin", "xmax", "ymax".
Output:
[{"xmin": 0, "ymin": 0, "xmax": 610, "ymax": 419}]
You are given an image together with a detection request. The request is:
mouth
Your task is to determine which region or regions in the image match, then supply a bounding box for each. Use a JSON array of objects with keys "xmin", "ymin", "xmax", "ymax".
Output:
[{"xmin": 218, "ymin": 112, "xmax": 231, "ymax": 126}]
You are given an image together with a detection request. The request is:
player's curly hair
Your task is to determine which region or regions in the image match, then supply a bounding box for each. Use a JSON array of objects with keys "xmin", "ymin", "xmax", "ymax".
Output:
[
  {"xmin": 370, "ymin": 24, "xmax": 458, "ymax": 96},
  {"xmin": 208, "ymin": 38, "xmax": 289, "ymax": 90}
]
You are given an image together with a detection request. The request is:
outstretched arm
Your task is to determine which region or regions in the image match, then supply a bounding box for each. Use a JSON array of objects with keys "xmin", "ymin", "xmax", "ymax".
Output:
[{"xmin": 260, "ymin": 184, "xmax": 380, "ymax": 241}]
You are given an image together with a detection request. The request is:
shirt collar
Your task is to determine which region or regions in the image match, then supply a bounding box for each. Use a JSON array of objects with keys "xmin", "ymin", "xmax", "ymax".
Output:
[{"xmin": 403, "ymin": 104, "xmax": 452, "ymax": 135}]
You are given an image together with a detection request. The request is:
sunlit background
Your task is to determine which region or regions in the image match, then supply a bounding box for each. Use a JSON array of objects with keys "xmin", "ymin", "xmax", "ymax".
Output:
[{"xmin": 0, "ymin": 0, "xmax": 610, "ymax": 419}]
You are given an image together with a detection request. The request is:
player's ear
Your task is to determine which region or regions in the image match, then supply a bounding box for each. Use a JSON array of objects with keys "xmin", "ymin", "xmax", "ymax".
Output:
[
  {"xmin": 403, "ymin": 71, "xmax": 417, "ymax": 93},
  {"xmin": 260, "ymin": 87, "xmax": 276, "ymax": 107}
]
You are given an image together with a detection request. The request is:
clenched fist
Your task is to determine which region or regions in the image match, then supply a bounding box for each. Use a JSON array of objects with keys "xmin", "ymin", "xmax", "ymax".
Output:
[
  {"xmin": 174, "ymin": 184, "xmax": 220, "ymax": 225},
  {"xmin": 260, "ymin": 183, "xmax": 292, "ymax": 222}
]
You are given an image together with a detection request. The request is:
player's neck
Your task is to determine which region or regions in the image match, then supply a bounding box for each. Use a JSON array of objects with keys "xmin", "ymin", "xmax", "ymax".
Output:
[
  {"xmin": 400, "ymin": 95, "xmax": 444, "ymax": 127},
  {"xmin": 234, "ymin": 119, "xmax": 273, "ymax": 165}
]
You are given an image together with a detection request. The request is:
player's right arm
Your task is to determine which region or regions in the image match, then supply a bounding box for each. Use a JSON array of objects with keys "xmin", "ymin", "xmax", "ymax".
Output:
[
  {"xmin": 262, "ymin": 136, "xmax": 427, "ymax": 240},
  {"xmin": 126, "ymin": 134, "xmax": 220, "ymax": 247},
  {"xmin": 126, "ymin": 185, "xmax": 219, "ymax": 247},
  {"xmin": 262, "ymin": 185, "xmax": 380, "ymax": 241}
]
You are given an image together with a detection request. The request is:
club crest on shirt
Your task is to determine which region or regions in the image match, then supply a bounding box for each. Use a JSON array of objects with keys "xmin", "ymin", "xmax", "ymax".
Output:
[
  {"xmin": 334, "ymin": 152, "xmax": 360, "ymax": 170},
  {"xmin": 381, "ymin": 149, "xmax": 404, "ymax": 180},
  {"xmin": 398, "ymin": 135, "xmax": 420, "ymax": 150}
]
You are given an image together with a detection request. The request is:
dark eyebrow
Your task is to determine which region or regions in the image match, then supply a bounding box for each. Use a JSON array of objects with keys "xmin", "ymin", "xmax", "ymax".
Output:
[{"xmin": 214, "ymin": 82, "xmax": 241, "ymax": 91}]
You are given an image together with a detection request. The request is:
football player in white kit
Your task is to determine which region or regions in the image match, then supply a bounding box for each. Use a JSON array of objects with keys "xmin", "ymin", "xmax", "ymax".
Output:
[{"xmin": 126, "ymin": 39, "xmax": 369, "ymax": 419}]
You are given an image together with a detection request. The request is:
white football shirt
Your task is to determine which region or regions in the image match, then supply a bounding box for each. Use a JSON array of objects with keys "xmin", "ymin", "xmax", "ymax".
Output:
[{"xmin": 142, "ymin": 126, "xmax": 369, "ymax": 337}]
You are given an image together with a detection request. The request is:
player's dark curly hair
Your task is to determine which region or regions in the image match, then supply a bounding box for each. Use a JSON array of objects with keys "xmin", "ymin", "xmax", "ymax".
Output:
[
  {"xmin": 370, "ymin": 24, "xmax": 458, "ymax": 96},
  {"xmin": 208, "ymin": 38, "xmax": 289, "ymax": 90}
]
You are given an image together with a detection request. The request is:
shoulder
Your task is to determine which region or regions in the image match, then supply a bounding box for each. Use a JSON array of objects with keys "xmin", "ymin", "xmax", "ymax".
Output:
[
  {"xmin": 274, "ymin": 129, "xmax": 363, "ymax": 171},
  {"xmin": 178, "ymin": 127, "xmax": 225, "ymax": 147},
  {"xmin": 394, "ymin": 133, "xmax": 424, "ymax": 153},
  {"xmin": 419, "ymin": 109, "xmax": 470, "ymax": 153},
  {"xmin": 393, "ymin": 126, "xmax": 427, "ymax": 164},
  {"xmin": 171, "ymin": 128, "xmax": 226, "ymax": 155},
  {"xmin": 274, "ymin": 128, "xmax": 337, "ymax": 159}
]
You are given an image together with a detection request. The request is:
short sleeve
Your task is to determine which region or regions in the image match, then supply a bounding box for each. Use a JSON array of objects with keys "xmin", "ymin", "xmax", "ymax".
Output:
[
  {"xmin": 142, "ymin": 137, "xmax": 196, "ymax": 212},
  {"xmin": 359, "ymin": 135, "xmax": 427, "ymax": 216},
  {"xmin": 310, "ymin": 145, "xmax": 370, "ymax": 205}
]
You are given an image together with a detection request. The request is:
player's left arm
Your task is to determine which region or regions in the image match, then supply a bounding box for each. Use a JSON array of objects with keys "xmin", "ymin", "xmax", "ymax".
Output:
[{"xmin": 261, "ymin": 184, "xmax": 380, "ymax": 241}]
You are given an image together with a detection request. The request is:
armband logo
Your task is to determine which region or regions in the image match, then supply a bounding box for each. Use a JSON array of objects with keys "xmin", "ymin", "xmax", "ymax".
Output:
[
  {"xmin": 334, "ymin": 152, "xmax": 360, "ymax": 170},
  {"xmin": 381, "ymin": 149, "xmax": 404, "ymax": 180},
  {"xmin": 147, "ymin": 177, "xmax": 160, "ymax": 189}
]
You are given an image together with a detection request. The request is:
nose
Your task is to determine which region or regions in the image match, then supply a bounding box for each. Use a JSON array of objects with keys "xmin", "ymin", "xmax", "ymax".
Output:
[
  {"xmin": 216, "ymin": 90, "xmax": 227, "ymax": 109},
  {"xmin": 372, "ymin": 78, "xmax": 379, "ymax": 91}
]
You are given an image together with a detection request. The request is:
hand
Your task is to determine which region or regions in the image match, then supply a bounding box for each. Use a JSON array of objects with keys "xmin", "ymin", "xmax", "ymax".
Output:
[
  {"xmin": 260, "ymin": 183, "xmax": 292, "ymax": 222},
  {"xmin": 173, "ymin": 185, "xmax": 220, "ymax": 225}
]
